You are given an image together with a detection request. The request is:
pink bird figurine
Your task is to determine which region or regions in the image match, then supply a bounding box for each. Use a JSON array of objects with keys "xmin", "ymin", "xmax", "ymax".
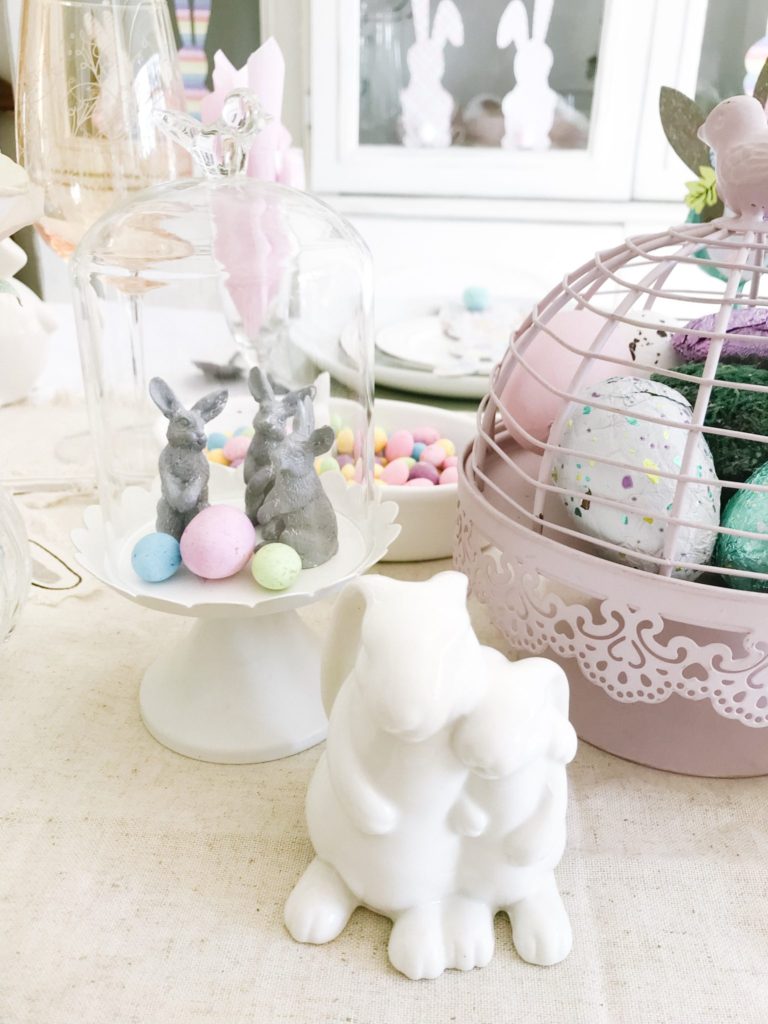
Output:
[{"xmin": 698, "ymin": 95, "xmax": 768, "ymax": 219}]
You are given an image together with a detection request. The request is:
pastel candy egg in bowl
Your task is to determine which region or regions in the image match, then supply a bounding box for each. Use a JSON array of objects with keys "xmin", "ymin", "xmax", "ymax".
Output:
[
  {"xmin": 367, "ymin": 399, "xmax": 475, "ymax": 562},
  {"xmin": 206, "ymin": 396, "xmax": 475, "ymax": 563}
]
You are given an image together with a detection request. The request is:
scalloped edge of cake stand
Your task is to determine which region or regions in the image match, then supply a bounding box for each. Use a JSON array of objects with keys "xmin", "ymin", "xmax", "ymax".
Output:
[{"xmin": 72, "ymin": 475, "xmax": 400, "ymax": 763}]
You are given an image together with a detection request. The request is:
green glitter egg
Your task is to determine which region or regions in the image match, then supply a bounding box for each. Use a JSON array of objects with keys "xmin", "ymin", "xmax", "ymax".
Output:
[
  {"xmin": 715, "ymin": 461, "xmax": 768, "ymax": 591},
  {"xmin": 251, "ymin": 543, "xmax": 302, "ymax": 591}
]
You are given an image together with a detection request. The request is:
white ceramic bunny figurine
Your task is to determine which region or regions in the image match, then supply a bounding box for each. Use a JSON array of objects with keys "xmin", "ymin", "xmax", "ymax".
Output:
[
  {"xmin": 285, "ymin": 572, "xmax": 576, "ymax": 980},
  {"xmin": 497, "ymin": 0, "xmax": 557, "ymax": 150},
  {"xmin": 399, "ymin": 0, "xmax": 464, "ymax": 148}
]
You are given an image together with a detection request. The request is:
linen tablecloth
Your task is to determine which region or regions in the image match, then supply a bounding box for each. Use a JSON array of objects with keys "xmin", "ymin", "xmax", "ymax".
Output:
[{"xmin": 2, "ymin": 389, "xmax": 767, "ymax": 1024}]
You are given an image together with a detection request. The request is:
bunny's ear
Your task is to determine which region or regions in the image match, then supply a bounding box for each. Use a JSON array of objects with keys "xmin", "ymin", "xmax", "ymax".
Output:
[
  {"xmin": 267, "ymin": 373, "xmax": 289, "ymax": 396},
  {"xmin": 192, "ymin": 388, "xmax": 228, "ymax": 423},
  {"xmin": 411, "ymin": 0, "xmax": 430, "ymax": 44},
  {"xmin": 531, "ymin": 0, "xmax": 554, "ymax": 43},
  {"xmin": 149, "ymin": 377, "xmax": 181, "ymax": 419},
  {"xmin": 497, "ymin": 0, "xmax": 529, "ymax": 49},
  {"xmin": 249, "ymin": 366, "xmax": 274, "ymax": 403},
  {"xmin": 321, "ymin": 575, "xmax": 397, "ymax": 715},
  {"xmin": 292, "ymin": 395, "xmax": 316, "ymax": 438},
  {"xmin": 307, "ymin": 425, "xmax": 334, "ymax": 457},
  {"xmin": 432, "ymin": 0, "xmax": 464, "ymax": 48}
]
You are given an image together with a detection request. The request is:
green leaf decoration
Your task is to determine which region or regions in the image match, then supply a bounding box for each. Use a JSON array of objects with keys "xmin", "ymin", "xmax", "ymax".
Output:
[
  {"xmin": 754, "ymin": 56, "xmax": 768, "ymax": 107},
  {"xmin": 659, "ymin": 85, "xmax": 711, "ymax": 175},
  {"xmin": 699, "ymin": 196, "xmax": 725, "ymax": 223}
]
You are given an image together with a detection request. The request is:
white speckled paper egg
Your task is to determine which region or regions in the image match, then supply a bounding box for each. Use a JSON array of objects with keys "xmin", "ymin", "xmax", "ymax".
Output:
[
  {"xmin": 553, "ymin": 376, "xmax": 720, "ymax": 579},
  {"xmin": 619, "ymin": 309, "xmax": 680, "ymax": 372}
]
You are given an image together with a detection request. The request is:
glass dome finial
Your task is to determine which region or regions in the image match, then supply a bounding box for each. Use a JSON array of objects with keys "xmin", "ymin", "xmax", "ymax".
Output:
[{"xmin": 155, "ymin": 88, "xmax": 272, "ymax": 178}]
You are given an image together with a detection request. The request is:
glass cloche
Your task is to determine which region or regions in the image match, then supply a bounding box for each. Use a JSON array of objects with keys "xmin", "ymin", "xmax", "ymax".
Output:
[
  {"xmin": 71, "ymin": 90, "xmax": 383, "ymax": 591},
  {"xmin": 70, "ymin": 91, "xmax": 398, "ymax": 765}
]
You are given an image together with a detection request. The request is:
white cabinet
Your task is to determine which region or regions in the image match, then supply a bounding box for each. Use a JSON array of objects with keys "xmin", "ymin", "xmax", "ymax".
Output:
[
  {"xmin": 310, "ymin": 0, "xmax": 656, "ymax": 200},
  {"xmin": 304, "ymin": 0, "xmax": 768, "ymax": 204}
]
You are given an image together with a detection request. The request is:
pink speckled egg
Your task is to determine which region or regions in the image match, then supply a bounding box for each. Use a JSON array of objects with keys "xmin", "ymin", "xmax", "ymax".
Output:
[
  {"xmin": 180, "ymin": 505, "xmax": 256, "ymax": 580},
  {"xmin": 223, "ymin": 435, "xmax": 250, "ymax": 463},
  {"xmin": 499, "ymin": 308, "xmax": 632, "ymax": 451}
]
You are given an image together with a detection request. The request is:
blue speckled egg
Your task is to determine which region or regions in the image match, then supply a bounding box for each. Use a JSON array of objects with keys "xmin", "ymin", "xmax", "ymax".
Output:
[
  {"xmin": 206, "ymin": 431, "xmax": 229, "ymax": 451},
  {"xmin": 462, "ymin": 286, "xmax": 490, "ymax": 313},
  {"xmin": 132, "ymin": 532, "xmax": 182, "ymax": 583},
  {"xmin": 715, "ymin": 461, "xmax": 768, "ymax": 591}
]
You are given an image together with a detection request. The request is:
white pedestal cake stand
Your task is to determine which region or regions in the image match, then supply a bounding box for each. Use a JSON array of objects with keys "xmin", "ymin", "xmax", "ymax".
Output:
[{"xmin": 72, "ymin": 473, "xmax": 399, "ymax": 764}]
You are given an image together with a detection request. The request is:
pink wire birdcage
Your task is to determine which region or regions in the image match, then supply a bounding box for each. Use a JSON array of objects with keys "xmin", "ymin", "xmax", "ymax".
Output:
[{"xmin": 457, "ymin": 99, "xmax": 768, "ymax": 778}]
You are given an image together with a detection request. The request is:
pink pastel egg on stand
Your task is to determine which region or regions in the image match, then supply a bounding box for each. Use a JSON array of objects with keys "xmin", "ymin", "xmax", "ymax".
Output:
[
  {"xmin": 180, "ymin": 505, "xmax": 256, "ymax": 580},
  {"xmin": 499, "ymin": 307, "xmax": 633, "ymax": 451}
]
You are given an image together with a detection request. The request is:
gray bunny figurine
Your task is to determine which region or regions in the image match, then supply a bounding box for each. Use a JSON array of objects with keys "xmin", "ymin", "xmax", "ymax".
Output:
[
  {"xmin": 149, "ymin": 377, "xmax": 228, "ymax": 540},
  {"xmin": 243, "ymin": 368, "xmax": 314, "ymax": 526},
  {"xmin": 257, "ymin": 397, "xmax": 338, "ymax": 568}
]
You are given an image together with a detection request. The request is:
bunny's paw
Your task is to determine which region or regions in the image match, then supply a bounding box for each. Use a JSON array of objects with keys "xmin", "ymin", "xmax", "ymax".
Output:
[
  {"xmin": 284, "ymin": 858, "xmax": 358, "ymax": 945},
  {"xmin": 507, "ymin": 874, "xmax": 572, "ymax": 966},
  {"xmin": 441, "ymin": 896, "xmax": 495, "ymax": 972},
  {"xmin": 388, "ymin": 904, "xmax": 447, "ymax": 981}
]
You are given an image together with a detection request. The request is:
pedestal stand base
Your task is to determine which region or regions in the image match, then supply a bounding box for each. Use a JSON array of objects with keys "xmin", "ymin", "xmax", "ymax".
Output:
[{"xmin": 139, "ymin": 610, "xmax": 327, "ymax": 764}]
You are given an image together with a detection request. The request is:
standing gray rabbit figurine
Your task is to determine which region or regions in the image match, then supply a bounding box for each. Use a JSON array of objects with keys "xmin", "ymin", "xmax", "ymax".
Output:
[
  {"xmin": 243, "ymin": 368, "xmax": 315, "ymax": 526},
  {"xmin": 149, "ymin": 377, "xmax": 228, "ymax": 540},
  {"xmin": 257, "ymin": 397, "xmax": 338, "ymax": 568}
]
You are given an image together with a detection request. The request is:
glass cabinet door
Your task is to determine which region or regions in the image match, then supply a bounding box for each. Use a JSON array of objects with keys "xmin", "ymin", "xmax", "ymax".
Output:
[
  {"xmin": 359, "ymin": 0, "xmax": 603, "ymax": 152},
  {"xmin": 310, "ymin": 0, "xmax": 656, "ymax": 199}
]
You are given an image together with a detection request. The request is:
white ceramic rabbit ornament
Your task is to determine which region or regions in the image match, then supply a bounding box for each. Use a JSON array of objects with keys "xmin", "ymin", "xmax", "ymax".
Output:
[
  {"xmin": 497, "ymin": 0, "xmax": 557, "ymax": 150},
  {"xmin": 400, "ymin": 0, "xmax": 464, "ymax": 148},
  {"xmin": 285, "ymin": 572, "xmax": 577, "ymax": 980}
]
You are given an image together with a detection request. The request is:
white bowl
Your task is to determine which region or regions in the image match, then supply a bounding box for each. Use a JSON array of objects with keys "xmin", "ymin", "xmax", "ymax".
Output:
[
  {"xmin": 372, "ymin": 399, "xmax": 475, "ymax": 562},
  {"xmin": 206, "ymin": 393, "xmax": 475, "ymax": 564}
]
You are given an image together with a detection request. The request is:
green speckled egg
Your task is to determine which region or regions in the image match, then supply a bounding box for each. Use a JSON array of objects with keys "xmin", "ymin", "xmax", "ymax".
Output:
[
  {"xmin": 251, "ymin": 543, "xmax": 302, "ymax": 591},
  {"xmin": 715, "ymin": 461, "xmax": 768, "ymax": 591}
]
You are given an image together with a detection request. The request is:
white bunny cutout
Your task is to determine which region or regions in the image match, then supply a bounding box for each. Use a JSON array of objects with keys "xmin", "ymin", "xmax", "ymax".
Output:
[
  {"xmin": 284, "ymin": 572, "xmax": 576, "ymax": 979},
  {"xmin": 399, "ymin": 0, "xmax": 464, "ymax": 147},
  {"xmin": 497, "ymin": 0, "xmax": 557, "ymax": 150}
]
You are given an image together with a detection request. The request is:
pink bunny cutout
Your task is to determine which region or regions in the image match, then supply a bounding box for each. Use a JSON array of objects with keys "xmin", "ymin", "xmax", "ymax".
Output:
[
  {"xmin": 399, "ymin": 0, "xmax": 464, "ymax": 148},
  {"xmin": 497, "ymin": 0, "xmax": 557, "ymax": 150}
]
